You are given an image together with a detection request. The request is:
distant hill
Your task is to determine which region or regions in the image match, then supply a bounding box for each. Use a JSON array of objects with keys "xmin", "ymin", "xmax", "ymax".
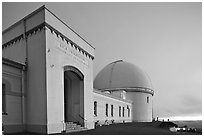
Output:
[{"xmin": 172, "ymin": 120, "xmax": 202, "ymax": 129}]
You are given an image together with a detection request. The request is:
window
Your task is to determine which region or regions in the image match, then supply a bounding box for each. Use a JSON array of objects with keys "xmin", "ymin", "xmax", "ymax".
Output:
[
  {"xmin": 119, "ymin": 106, "xmax": 121, "ymax": 117},
  {"xmin": 111, "ymin": 105, "xmax": 113, "ymax": 117},
  {"xmin": 147, "ymin": 96, "xmax": 149, "ymax": 103},
  {"xmin": 123, "ymin": 107, "xmax": 125, "ymax": 117},
  {"xmin": 94, "ymin": 101, "xmax": 97, "ymax": 116},
  {"xmin": 106, "ymin": 104, "xmax": 108, "ymax": 117},
  {"xmin": 127, "ymin": 105, "xmax": 130, "ymax": 117},
  {"xmin": 2, "ymin": 83, "xmax": 6, "ymax": 113}
]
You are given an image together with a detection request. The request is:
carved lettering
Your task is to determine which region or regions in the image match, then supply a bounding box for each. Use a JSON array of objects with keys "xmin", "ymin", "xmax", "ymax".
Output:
[{"xmin": 55, "ymin": 41, "xmax": 88, "ymax": 66}]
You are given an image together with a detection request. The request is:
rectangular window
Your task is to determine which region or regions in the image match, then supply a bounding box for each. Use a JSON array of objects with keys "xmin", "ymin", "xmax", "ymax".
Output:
[
  {"xmin": 106, "ymin": 104, "xmax": 108, "ymax": 117},
  {"xmin": 2, "ymin": 84, "xmax": 6, "ymax": 113},
  {"xmin": 94, "ymin": 101, "xmax": 97, "ymax": 116},
  {"xmin": 147, "ymin": 96, "xmax": 149, "ymax": 103},
  {"xmin": 111, "ymin": 105, "xmax": 113, "ymax": 117},
  {"xmin": 119, "ymin": 106, "xmax": 121, "ymax": 117},
  {"xmin": 123, "ymin": 107, "xmax": 125, "ymax": 117}
]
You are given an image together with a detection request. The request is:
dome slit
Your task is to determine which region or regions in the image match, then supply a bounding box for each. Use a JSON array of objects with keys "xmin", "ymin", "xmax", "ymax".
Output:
[{"xmin": 108, "ymin": 61, "xmax": 117, "ymax": 88}]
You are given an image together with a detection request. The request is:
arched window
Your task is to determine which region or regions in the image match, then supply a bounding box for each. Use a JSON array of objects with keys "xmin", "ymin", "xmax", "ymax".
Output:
[
  {"xmin": 127, "ymin": 105, "xmax": 130, "ymax": 117},
  {"xmin": 119, "ymin": 106, "xmax": 121, "ymax": 117},
  {"xmin": 106, "ymin": 104, "xmax": 108, "ymax": 117},
  {"xmin": 147, "ymin": 96, "xmax": 149, "ymax": 103},
  {"xmin": 94, "ymin": 101, "xmax": 97, "ymax": 116},
  {"xmin": 123, "ymin": 107, "xmax": 125, "ymax": 117},
  {"xmin": 111, "ymin": 105, "xmax": 113, "ymax": 117}
]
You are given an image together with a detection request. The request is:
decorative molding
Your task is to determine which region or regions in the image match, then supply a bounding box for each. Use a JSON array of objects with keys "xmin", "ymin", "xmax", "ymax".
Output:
[
  {"xmin": 93, "ymin": 89, "xmax": 133, "ymax": 104},
  {"xmin": 98, "ymin": 87, "xmax": 154, "ymax": 96},
  {"xmin": 2, "ymin": 71, "xmax": 22, "ymax": 79},
  {"xmin": 64, "ymin": 65, "xmax": 84, "ymax": 80},
  {"xmin": 2, "ymin": 5, "xmax": 46, "ymax": 35},
  {"xmin": 45, "ymin": 23, "xmax": 94, "ymax": 60},
  {"xmin": 2, "ymin": 22, "xmax": 94, "ymax": 60},
  {"xmin": 44, "ymin": 6, "xmax": 95, "ymax": 50},
  {"xmin": 5, "ymin": 90, "xmax": 25, "ymax": 97},
  {"xmin": 2, "ymin": 34, "xmax": 24, "ymax": 49},
  {"xmin": 2, "ymin": 23, "xmax": 45, "ymax": 50},
  {"xmin": 2, "ymin": 58, "xmax": 26, "ymax": 70},
  {"xmin": 25, "ymin": 22, "xmax": 45, "ymax": 37}
]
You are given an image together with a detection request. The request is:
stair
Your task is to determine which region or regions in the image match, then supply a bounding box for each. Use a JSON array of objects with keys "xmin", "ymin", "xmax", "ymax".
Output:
[{"xmin": 64, "ymin": 122, "xmax": 88, "ymax": 133}]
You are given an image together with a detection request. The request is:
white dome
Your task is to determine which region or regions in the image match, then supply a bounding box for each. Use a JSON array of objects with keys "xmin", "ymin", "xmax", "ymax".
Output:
[{"xmin": 94, "ymin": 60, "xmax": 153, "ymax": 94}]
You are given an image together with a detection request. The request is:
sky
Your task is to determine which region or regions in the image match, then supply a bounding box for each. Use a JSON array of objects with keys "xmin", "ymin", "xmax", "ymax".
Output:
[{"xmin": 2, "ymin": 2, "xmax": 202, "ymax": 120}]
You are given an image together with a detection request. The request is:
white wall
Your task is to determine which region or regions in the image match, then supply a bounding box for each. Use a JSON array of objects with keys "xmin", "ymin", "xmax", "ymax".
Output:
[
  {"xmin": 26, "ymin": 29, "xmax": 47, "ymax": 133},
  {"xmin": 2, "ymin": 6, "xmax": 95, "ymax": 134},
  {"xmin": 2, "ymin": 64, "xmax": 24, "ymax": 133},
  {"xmin": 126, "ymin": 92, "xmax": 153, "ymax": 122},
  {"xmin": 93, "ymin": 91, "xmax": 132, "ymax": 125},
  {"xmin": 2, "ymin": 7, "xmax": 47, "ymax": 134},
  {"xmin": 2, "ymin": 7, "xmax": 45, "ymax": 65},
  {"xmin": 2, "ymin": 40, "xmax": 26, "ymax": 64},
  {"xmin": 45, "ymin": 26, "xmax": 94, "ymax": 134}
]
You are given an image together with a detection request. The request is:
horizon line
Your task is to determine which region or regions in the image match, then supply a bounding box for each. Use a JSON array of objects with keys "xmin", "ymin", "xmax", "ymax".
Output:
[{"xmin": 158, "ymin": 115, "xmax": 202, "ymax": 121}]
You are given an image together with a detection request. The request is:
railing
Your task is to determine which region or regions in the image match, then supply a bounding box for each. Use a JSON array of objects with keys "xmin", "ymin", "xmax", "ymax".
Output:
[
  {"xmin": 79, "ymin": 114, "xmax": 87, "ymax": 128},
  {"xmin": 2, "ymin": 112, "xmax": 8, "ymax": 134},
  {"xmin": 61, "ymin": 119, "xmax": 66, "ymax": 132},
  {"xmin": 62, "ymin": 114, "xmax": 87, "ymax": 131}
]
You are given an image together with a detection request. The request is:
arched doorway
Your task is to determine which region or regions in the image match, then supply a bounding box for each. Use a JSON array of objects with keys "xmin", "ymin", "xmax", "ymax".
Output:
[{"xmin": 64, "ymin": 66, "xmax": 84, "ymax": 125}]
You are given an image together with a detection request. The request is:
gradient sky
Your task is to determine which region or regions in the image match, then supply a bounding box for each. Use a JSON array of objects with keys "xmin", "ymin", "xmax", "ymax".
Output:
[{"xmin": 2, "ymin": 2, "xmax": 202, "ymax": 120}]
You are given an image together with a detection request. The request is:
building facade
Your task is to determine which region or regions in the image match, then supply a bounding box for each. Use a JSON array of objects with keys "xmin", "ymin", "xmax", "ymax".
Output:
[
  {"xmin": 93, "ymin": 89, "xmax": 132, "ymax": 125},
  {"xmin": 2, "ymin": 6, "xmax": 154, "ymax": 134}
]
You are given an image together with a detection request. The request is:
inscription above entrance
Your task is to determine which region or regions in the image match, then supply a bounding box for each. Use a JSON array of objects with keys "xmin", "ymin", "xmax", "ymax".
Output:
[{"xmin": 55, "ymin": 41, "xmax": 88, "ymax": 66}]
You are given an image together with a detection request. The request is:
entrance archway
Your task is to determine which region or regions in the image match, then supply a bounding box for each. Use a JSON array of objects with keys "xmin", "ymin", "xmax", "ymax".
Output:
[{"xmin": 64, "ymin": 66, "xmax": 84, "ymax": 125}]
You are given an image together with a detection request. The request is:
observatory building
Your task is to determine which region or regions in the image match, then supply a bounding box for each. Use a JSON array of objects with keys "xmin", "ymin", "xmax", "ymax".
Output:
[
  {"xmin": 94, "ymin": 60, "xmax": 154, "ymax": 123},
  {"xmin": 2, "ymin": 6, "xmax": 154, "ymax": 134}
]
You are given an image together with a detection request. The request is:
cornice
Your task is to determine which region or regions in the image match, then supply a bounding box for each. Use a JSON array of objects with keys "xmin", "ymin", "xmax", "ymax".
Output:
[
  {"xmin": 2, "ymin": 5, "xmax": 45, "ymax": 34},
  {"xmin": 45, "ymin": 23, "xmax": 94, "ymax": 60},
  {"xmin": 93, "ymin": 89, "xmax": 133, "ymax": 104},
  {"xmin": 2, "ymin": 22, "xmax": 94, "ymax": 60},
  {"xmin": 2, "ymin": 57, "xmax": 26, "ymax": 70},
  {"xmin": 2, "ymin": 34, "xmax": 24, "ymax": 49},
  {"xmin": 98, "ymin": 87, "xmax": 154, "ymax": 96},
  {"xmin": 44, "ymin": 6, "xmax": 95, "ymax": 50}
]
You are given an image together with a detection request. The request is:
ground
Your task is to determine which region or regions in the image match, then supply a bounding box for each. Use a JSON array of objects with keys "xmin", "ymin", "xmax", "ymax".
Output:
[
  {"xmin": 4, "ymin": 121, "xmax": 202, "ymax": 135},
  {"xmin": 66, "ymin": 121, "xmax": 202, "ymax": 135}
]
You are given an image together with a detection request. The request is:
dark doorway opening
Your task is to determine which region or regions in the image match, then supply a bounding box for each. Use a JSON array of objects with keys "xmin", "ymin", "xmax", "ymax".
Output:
[{"xmin": 64, "ymin": 66, "xmax": 84, "ymax": 125}]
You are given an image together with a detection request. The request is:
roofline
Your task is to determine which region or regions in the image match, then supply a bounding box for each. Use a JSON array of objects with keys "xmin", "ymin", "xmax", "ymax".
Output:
[
  {"xmin": 96, "ymin": 87, "xmax": 154, "ymax": 96},
  {"xmin": 44, "ymin": 7, "xmax": 95, "ymax": 50},
  {"xmin": 93, "ymin": 89, "xmax": 133, "ymax": 104},
  {"xmin": 3, "ymin": 5, "xmax": 95, "ymax": 50},
  {"xmin": 2, "ymin": 5, "xmax": 46, "ymax": 34},
  {"xmin": 2, "ymin": 22, "xmax": 95, "ymax": 60}
]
